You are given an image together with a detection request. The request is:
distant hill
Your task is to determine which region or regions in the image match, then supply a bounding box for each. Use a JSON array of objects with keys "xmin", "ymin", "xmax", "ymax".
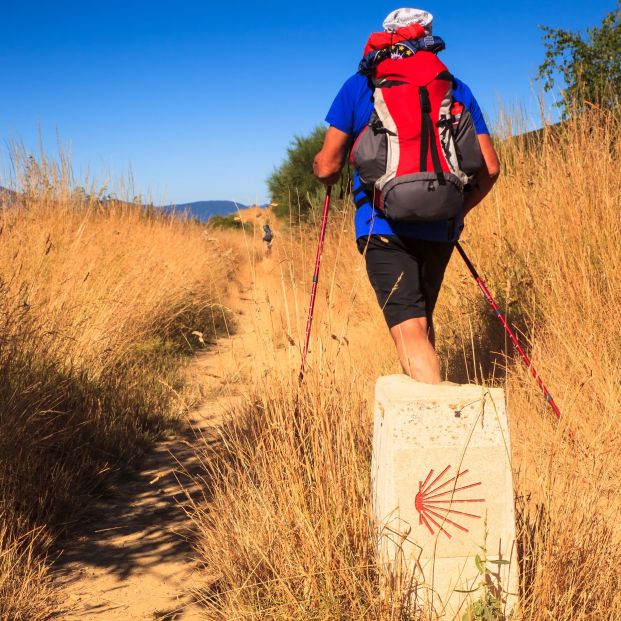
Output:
[
  {"xmin": 0, "ymin": 190, "xmax": 269, "ymax": 222},
  {"xmin": 161, "ymin": 200, "xmax": 267, "ymax": 222}
]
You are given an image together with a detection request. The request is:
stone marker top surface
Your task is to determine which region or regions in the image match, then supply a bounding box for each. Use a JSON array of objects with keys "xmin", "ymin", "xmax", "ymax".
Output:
[
  {"xmin": 376, "ymin": 374, "xmax": 505, "ymax": 407},
  {"xmin": 375, "ymin": 375, "xmax": 510, "ymax": 450}
]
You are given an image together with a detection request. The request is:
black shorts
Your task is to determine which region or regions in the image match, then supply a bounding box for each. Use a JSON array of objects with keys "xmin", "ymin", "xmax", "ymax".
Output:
[{"xmin": 357, "ymin": 235, "xmax": 454, "ymax": 329}]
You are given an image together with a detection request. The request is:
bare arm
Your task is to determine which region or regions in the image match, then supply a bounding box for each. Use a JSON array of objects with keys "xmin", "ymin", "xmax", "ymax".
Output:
[
  {"xmin": 313, "ymin": 126, "xmax": 351, "ymax": 186},
  {"xmin": 463, "ymin": 134, "xmax": 500, "ymax": 216}
]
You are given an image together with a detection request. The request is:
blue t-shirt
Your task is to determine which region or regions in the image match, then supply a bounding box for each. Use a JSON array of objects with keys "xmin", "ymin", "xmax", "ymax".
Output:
[{"xmin": 325, "ymin": 72, "xmax": 489, "ymax": 241}]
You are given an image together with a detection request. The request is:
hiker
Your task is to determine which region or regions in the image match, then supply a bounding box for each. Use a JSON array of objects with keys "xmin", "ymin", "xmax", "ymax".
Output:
[
  {"xmin": 313, "ymin": 8, "xmax": 500, "ymax": 384},
  {"xmin": 262, "ymin": 223, "xmax": 274, "ymax": 256}
]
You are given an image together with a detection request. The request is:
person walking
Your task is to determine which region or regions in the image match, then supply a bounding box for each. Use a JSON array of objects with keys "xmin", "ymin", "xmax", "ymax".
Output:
[
  {"xmin": 262, "ymin": 223, "xmax": 274, "ymax": 256},
  {"xmin": 313, "ymin": 8, "xmax": 500, "ymax": 384}
]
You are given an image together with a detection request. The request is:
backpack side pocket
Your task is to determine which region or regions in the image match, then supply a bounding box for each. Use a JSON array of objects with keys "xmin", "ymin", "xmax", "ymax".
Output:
[
  {"xmin": 351, "ymin": 114, "xmax": 392, "ymax": 190},
  {"xmin": 453, "ymin": 109, "xmax": 484, "ymax": 177}
]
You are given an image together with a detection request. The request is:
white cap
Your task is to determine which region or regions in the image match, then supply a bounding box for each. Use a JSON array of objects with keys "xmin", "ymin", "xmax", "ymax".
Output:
[{"xmin": 383, "ymin": 8, "xmax": 434, "ymax": 33}]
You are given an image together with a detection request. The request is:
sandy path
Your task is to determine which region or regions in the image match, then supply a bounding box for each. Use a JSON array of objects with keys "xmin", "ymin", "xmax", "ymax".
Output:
[
  {"xmin": 53, "ymin": 400, "xmax": 221, "ymax": 620},
  {"xmin": 53, "ymin": 244, "xmax": 282, "ymax": 620}
]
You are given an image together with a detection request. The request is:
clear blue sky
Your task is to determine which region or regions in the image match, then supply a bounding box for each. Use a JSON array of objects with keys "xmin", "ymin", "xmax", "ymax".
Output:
[{"xmin": 1, "ymin": 1, "xmax": 616, "ymax": 204}]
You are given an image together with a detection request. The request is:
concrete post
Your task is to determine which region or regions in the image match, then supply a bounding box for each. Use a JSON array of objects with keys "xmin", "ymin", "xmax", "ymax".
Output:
[{"xmin": 372, "ymin": 374, "xmax": 518, "ymax": 619}]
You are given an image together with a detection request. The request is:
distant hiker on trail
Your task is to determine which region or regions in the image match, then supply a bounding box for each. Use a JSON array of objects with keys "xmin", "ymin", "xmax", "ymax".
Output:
[
  {"xmin": 313, "ymin": 7, "xmax": 500, "ymax": 385},
  {"xmin": 262, "ymin": 223, "xmax": 274, "ymax": 256}
]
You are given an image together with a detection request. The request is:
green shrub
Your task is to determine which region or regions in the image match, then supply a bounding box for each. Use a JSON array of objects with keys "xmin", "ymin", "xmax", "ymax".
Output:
[
  {"xmin": 207, "ymin": 214, "xmax": 252, "ymax": 231},
  {"xmin": 267, "ymin": 126, "xmax": 328, "ymax": 221}
]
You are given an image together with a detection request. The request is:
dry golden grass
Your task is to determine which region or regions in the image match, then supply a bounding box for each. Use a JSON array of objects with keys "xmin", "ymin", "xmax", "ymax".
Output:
[
  {"xmin": 190, "ymin": 106, "xmax": 621, "ymax": 620},
  {"xmin": 0, "ymin": 150, "xmax": 238, "ymax": 619}
]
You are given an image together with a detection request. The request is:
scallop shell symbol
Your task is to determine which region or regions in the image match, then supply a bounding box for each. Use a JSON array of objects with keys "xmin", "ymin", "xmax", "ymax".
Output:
[{"xmin": 414, "ymin": 465, "xmax": 484, "ymax": 539}]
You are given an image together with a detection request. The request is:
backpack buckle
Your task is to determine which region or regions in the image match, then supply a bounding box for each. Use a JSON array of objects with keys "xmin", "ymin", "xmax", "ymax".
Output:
[{"xmin": 371, "ymin": 119, "xmax": 385, "ymax": 133}]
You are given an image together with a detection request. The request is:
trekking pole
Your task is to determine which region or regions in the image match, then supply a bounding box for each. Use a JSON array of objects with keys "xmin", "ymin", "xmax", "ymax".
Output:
[
  {"xmin": 455, "ymin": 241, "xmax": 561, "ymax": 420},
  {"xmin": 299, "ymin": 186, "xmax": 332, "ymax": 382}
]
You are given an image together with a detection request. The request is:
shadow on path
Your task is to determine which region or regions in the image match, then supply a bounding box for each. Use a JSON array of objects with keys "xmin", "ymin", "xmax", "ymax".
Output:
[{"xmin": 52, "ymin": 399, "xmax": 226, "ymax": 620}]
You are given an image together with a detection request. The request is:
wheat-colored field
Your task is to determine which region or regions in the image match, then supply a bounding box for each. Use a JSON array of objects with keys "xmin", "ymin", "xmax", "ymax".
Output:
[
  {"xmin": 189, "ymin": 107, "xmax": 621, "ymax": 620},
  {"xmin": 0, "ymin": 151, "xmax": 238, "ymax": 619},
  {"xmin": 2, "ymin": 106, "xmax": 619, "ymax": 620}
]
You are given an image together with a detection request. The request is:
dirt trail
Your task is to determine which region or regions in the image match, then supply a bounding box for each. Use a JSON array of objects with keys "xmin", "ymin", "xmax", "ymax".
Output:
[{"xmin": 54, "ymin": 242, "xmax": 283, "ymax": 620}]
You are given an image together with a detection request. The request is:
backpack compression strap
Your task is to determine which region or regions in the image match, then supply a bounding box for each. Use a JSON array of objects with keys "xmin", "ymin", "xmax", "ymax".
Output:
[
  {"xmin": 418, "ymin": 71, "xmax": 453, "ymax": 185},
  {"xmin": 418, "ymin": 84, "xmax": 446, "ymax": 186}
]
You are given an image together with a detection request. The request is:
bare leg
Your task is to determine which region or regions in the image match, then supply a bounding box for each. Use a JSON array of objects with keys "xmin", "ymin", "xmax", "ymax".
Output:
[{"xmin": 390, "ymin": 316, "xmax": 441, "ymax": 384}]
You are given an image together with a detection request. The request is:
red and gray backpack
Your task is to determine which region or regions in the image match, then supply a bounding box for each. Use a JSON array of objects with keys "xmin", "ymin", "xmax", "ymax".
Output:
[{"xmin": 351, "ymin": 26, "xmax": 484, "ymax": 222}]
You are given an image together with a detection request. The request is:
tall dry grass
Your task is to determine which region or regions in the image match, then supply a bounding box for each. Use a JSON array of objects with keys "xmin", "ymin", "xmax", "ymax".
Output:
[
  {"xmin": 191, "ymin": 106, "xmax": 621, "ymax": 620},
  {"xmin": 0, "ymin": 150, "xmax": 238, "ymax": 619}
]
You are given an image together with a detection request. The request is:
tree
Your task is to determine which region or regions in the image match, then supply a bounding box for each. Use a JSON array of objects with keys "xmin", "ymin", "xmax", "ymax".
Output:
[
  {"xmin": 538, "ymin": 2, "xmax": 621, "ymax": 114},
  {"xmin": 267, "ymin": 126, "xmax": 327, "ymax": 221}
]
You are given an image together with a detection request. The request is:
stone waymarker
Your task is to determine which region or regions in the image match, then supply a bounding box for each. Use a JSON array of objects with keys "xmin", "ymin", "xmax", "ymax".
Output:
[{"xmin": 372, "ymin": 375, "xmax": 518, "ymax": 619}]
